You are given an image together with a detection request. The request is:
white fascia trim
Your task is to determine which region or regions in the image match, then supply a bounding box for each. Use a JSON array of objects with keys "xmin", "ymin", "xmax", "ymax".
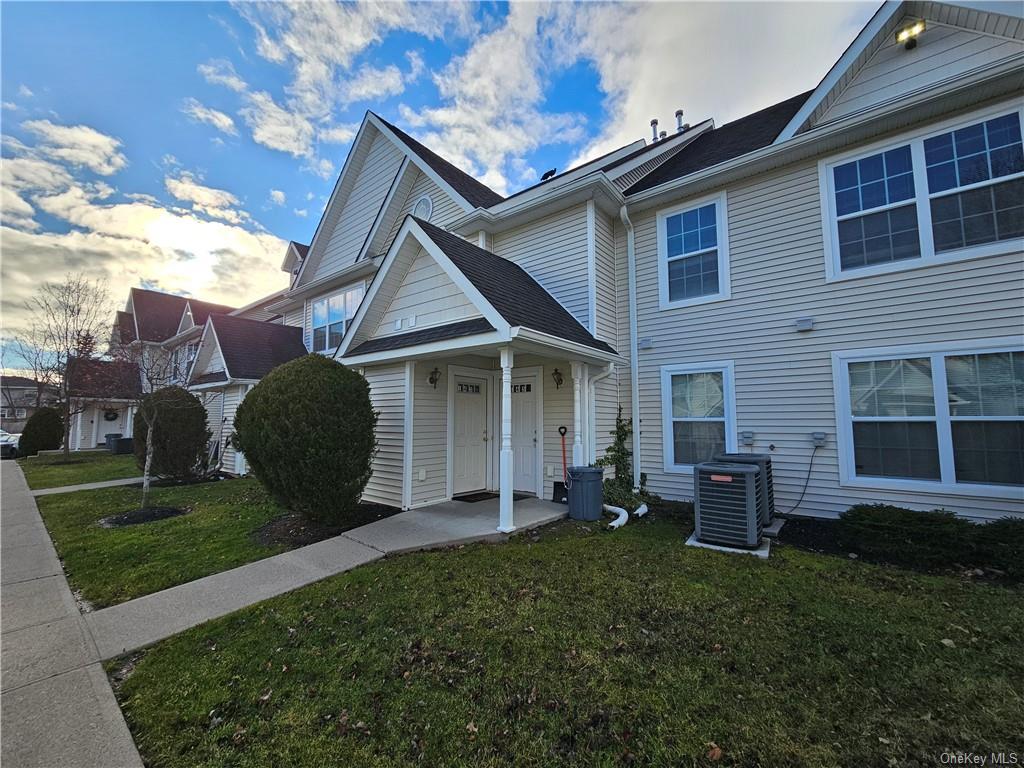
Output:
[
  {"xmin": 293, "ymin": 117, "xmax": 375, "ymax": 288},
  {"xmin": 656, "ymin": 191, "xmax": 731, "ymax": 311},
  {"xmin": 510, "ymin": 327, "xmax": 622, "ymax": 365},
  {"xmin": 160, "ymin": 324, "xmax": 204, "ymax": 350},
  {"xmin": 336, "ymin": 217, "xmax": 511, "ymax": 358},
  {"xmin": 266, "ymin": 257, "xmax": 380, "ymax": 314},
  {"xmin": 127, "ymin": 292, "xmax": 141, "ymax": 342},
  {"xmin": 341, "ymin": 331, "xmax": 508, "ymax": 367},
  {"xmin": 606, "ymin": 120, "xmax": 715, "ymax": 180},
  {"xmin": 774, "ymin": 1, "xmax": 902, "ymax": 143},
  {"xmin": 586, "ymin": 199, "xmax": 597, "ymax": 334},
  {"xmin": 185, "ymin": 321, "xmax": 216, "ymax": 387},
  {"xmin": 358, "ymin": 156, "xmax": 409, "ymax": 262},
  {"xmin": 660, "ymin": 360, "xmax": 738, "ymax": 475},
  {"xmin": 230, "ymin": 289, "xmax": 287, "ymax": 317},
  {"xmin": 367, "ymin": 113, "xmax": 477, "ymax": 215}
]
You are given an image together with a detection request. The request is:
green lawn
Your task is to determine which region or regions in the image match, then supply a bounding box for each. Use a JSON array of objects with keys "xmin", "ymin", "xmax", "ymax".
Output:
[
  {"xmin": 38, "ymin": 478, "xmax": 286, "ymax": 608},
  {"xmin": 18, "ymin": 451, "xmax": 140, "ymax": 490},
  {"xmin": 112, "ymin": 513, "xmax": 1024, "ymax": 768}
]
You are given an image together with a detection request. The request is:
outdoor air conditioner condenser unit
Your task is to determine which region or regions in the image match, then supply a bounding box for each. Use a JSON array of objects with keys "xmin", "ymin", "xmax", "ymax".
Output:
[
  {"xmin": 714, "ymin": 452, "xmax": 775, "ymax": 525},
  {"xmin": 694, "ymin": 462, "xmax": 763, "ymax": 548}
]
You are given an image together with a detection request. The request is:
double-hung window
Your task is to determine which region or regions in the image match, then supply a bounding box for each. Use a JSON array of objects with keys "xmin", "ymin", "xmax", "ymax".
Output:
[
  {"xmin": 657, "ymin": 193, "xmax": 730, "ymax": 309},
  {"xmin": 822, "ymin": 105, "xmax": 1023, "ymax": 280},
  {"xmin": 661, "ymin": 362, "xmax": 736, "ymax": 472},
  {"xmin": 833, "ymin": 342, "xmax": 1024, "ymax": 496},
  {"xmin": 311, "ymin": 284, "xmax": 365, "ymax": 353}
]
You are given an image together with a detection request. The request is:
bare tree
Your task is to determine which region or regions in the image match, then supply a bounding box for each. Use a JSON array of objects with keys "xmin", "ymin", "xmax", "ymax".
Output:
[
  {"xmin": 22, "ymin": 276, "xmax": 113, "ymax": 461},
  {"xmin": 10, "ymin": 320, "xmax": 59, "ymax": 407}
]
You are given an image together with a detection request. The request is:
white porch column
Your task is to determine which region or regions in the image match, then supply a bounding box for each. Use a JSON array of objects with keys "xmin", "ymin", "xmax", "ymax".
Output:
[
  {"xmin": 498, "ymin": 346, "xmax": 515, "ymax": 533},
  {"xmin": 571, "ymin": 361, "xmax": 584, "ymax": 466}
]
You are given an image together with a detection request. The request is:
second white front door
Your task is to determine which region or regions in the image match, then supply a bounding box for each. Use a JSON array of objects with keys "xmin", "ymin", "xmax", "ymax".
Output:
[
  {"xmin": 453, "ymin": 375, "xmax": 487, "ymax": 494},
  {"xmin": 511, "ymin": 375, "xmax": 537, "ymax": 493}
]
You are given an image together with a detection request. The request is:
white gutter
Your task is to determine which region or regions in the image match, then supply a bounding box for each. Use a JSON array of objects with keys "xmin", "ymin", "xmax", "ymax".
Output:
[
  {"xmin": 587, "ymin": 363, "xmax": 614, "ymax": 463},
  {"xmin": 619, "ymin": 205, "xmax": 641, "ymax": 491}
]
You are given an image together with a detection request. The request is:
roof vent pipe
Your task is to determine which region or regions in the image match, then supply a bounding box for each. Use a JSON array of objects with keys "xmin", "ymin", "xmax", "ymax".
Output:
[
  {"xmin": 650, "ymin": 118, "xmax": 659, "ymax": 142},
  {"xmin": 659, "ymin": 131, "xmax": 667, "ymax": 140},
  {"xmin": 675, "ymin": 109, "xmax": 685, "ymax": 132}
]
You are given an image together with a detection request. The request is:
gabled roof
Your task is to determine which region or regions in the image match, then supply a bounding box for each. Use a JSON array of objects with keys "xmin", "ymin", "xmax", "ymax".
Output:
[
  {"xmin": 205, "ymin": 315, "xmax": 307, "ymax": 381},
  {"xmin": 414, "ymin": 218, "xmax": 615, "ymax": 354},
  {"xmin": 67, "ymin": 358, "xmax": 141, "ymax": 400},
  {"xmin": 114, "ymin": 311, "xmax": 136, "ymax": 344},
  {"xmin": 129, "ymin": 288, "xmax": 189, "ymax": 342},
  {"xmin": 626, "ymin": 91, "xmax": 813, "ymax": 195},
  {"xmin": 290, "ymin": 241, "xmax": 309, "ymax": 260},
  {"xmin": 373, "ymin": 114, "xmax": 505, "ymax": 209},
  {"xmin": 186, "ymin": 298, "xmax": 236, "ymax": 326},
  {"xmin": 348, "ymin": 317, "xmax": 495, "ymax": 356},
  {"xmin": 1, "ymin": 375, "xmax": 40, "ymax": 389}
]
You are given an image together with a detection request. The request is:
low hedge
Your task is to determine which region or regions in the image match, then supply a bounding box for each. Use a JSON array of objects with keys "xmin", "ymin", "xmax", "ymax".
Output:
[{"xmin": 837, "ymin": 504, "xmax": 1024, "ymax": 580}]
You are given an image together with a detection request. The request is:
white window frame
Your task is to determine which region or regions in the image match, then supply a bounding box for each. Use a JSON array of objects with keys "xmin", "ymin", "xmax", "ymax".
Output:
[
  {"xmin": 820, "ymin": 100, "xmax": 1024, "ymax": 283},
  {"xmin": 0, "ymin": 408, "xmax": 10, "ymax": 418},
  {"xmin": 311, "ymin": 282, "xmax": 365, "ymax": 354},
  {"xmin": 660, "ymin": 360, "xmax": 737, "ymax": 474},
  {"xmin": 656, "ymin": 191, "xmax": 731, "ymax": 310},
  {"xmin": 832, "ymin": 337, "xmax": 1024, "ymax": 500},
  {"xmin": 412, "ymin": 194, "xmax": 433, "ymax": 222},
  {"xmin": 15, "ymin": 408, "xmax": 26, "ymax": 419}
]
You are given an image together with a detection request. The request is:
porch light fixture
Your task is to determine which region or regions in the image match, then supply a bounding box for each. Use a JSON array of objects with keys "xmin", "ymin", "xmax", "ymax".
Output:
[
  {"xmin": 895, "ymin": 20, "xmax": 925, "ymax": 49},
  {"xmin": 428, "ymin": 367, "xmax": 441, "ymax": 389},
  {"xmin": 551, "ymin": 368, "xmax": 564, "ymax": 389}
]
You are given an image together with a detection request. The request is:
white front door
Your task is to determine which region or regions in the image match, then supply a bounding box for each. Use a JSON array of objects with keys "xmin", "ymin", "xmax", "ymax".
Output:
[
  {"xmin": 511, "ymin": 376, "xmax": 537, "ymax": 493},
  {"xmin": 453, "ymin": 375, "xmax": 487, "ymax": 494}
]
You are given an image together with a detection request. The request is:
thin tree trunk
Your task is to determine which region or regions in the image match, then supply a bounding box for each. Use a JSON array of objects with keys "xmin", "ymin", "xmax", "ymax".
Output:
[
  {"xmin": 141, "ymin": 419, "xmax": 155, "ymax": 510},
  {"xmin": 62, "ymin": 397, "xmax": 71, "ymax": 462}
]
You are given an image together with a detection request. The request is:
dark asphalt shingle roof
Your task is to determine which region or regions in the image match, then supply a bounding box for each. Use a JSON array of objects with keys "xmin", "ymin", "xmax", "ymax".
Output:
[
  {"xmin": 208, "ymin": 315, "xmax": 308, "ymax": 380},
  {"xmin": 374, "ymin": 114, "xmax": 505, "ymax": 209},
  {"xmin": 115, "ymin": 311, "xmax": 136, "ymax": 344},
  {"xmin": 348, "ymin": 318, "xmax": 495, "ymax": 356},
  {"xmin": 187, "ymin": 298, "xmax": 236, "ymax": 326},
  {"xmin": 414, "ymin": 218, "xmax": 616, "ymax": 354},
  {"xmin": 130, "ymin": 288, "xmax": 188, "ymax": 342},
  {"xmin": 1, "ymin": 375, "xmax": 39, "ymax": 388},
  {"xmin": 191, "ymin": 371, "xmax": 228, "ymax": 385},
  {"xmin": 67, "ymin": 358, "xmax": 142, "ymax": 399},
  {"xmin": 626, "ymin": 91, "xmax": 813, "ymax": 195},
  {"xmin": 290, "ymin": 241, "xmax": 309, "ymax": 259}
]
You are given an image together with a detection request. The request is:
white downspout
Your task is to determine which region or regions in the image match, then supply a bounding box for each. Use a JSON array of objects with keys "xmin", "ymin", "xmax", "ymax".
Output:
[
  {"xmin": 587, "ymin": 363, "xmax": 615, "ymax": 463},
  {"xmin": 619, "ymin": 205, "xmax": 641, "ymax": 491}
]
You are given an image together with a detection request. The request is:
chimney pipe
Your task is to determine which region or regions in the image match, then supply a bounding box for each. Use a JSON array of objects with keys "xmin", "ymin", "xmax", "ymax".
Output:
[
  {"xmin": 650, "ymin": 118, "xmax": 659, "ymax": 142},
  {"xmin": 675, "ymin": 109, "xmax": 684, "ymax": 132},
  {"xmin": 659, "ymin": 131, "xmax": 667, "ymax": 140}
]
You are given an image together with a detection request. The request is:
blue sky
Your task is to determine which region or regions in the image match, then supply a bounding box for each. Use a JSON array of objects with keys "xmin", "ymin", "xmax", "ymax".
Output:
[{"xmin": 1, "ymin": 1, "xmax": 876, "ymax": 357}]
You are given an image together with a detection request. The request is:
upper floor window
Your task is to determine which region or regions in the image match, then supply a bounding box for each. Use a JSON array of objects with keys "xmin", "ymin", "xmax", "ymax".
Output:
[
  {"xmin": 822, "ymin": 106, "xmax": 1023, "ymax": 281},
  {"xmin": 312, "ymin": 284, "xmax": 365, "ymax": 353},
  {"xmin": 656, "ymin": 193, "xmax": 730, "ymax": 310},
  {"xmin": 412, "ymin": 195, "xmax": 433, "ymax": 222},
  {"xmin": 832, "ymin": 342, "xmax": 1023, "ymax": 497}
]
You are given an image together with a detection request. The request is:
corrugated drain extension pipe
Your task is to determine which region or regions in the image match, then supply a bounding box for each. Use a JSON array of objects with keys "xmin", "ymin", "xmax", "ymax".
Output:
[{"xmin": 619, "ymin": 205, "xmax": 641, "ymax": 492}]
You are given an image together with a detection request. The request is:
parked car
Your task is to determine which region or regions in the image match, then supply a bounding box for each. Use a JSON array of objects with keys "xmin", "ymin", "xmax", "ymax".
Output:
[{"xmin": 0, "ymin": 430, "xmax": 21, "ymax": 459}]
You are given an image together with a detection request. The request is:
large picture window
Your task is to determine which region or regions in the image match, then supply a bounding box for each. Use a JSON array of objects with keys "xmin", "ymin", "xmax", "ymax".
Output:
[
  {"xmin": 311, "ymin": 284, "xmax": 365, "ymax": 353},
  {"xmin": 657, "ymin": 193, "xmax": 730, "ymax": 309},
  {"xmin": 833, "ymin": 342, "xmax": 1024, "ymax": 497},
  {"xmin": 661, "ymin": 361, "xmax": 736, "ymax": 472},
  {"xmin": 822, "ymin": 105, "xmax": 1023, "ymax": 280}
]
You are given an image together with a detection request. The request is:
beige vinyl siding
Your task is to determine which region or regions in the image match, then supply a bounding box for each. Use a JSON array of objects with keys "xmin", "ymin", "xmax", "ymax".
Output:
[
  {"xmin": 492, "ymin": 203, "xmax": 590, "ymax": 329},
  {"xmin": 313, "ymin": 131, "xmax": 404, "ymax": 281},
  {"xmin": 539, "ymin": 359, "xmax": 574, "ymax": 501},
  {"xmin": 197, "ymin": 389, "xmax": 227, "ymax": 466},
  {"xmin": 612, "ymin": 220, "xmax": 633, "ymax": 431},
  {"xmin": 363, "ymin": 363, "xmax": 406, "ymax": 507},
  {"xmin": 631, "ymin": 154, "xmax": 1023, "ymax": 522},
  {"xmin": 221, "ymin": 385, "xmax": 247, "ymax": 474},
  {"xmin": 411, "ymin": 360, "xmax": 448, "ymax": 506},
  {"xmin": 374, "ymin": 248, "xmax": 481, "ymax": 338},
  {"xmin": 819, "ymin": 22, "xmax": 1024, "ymax": 125},
  {"xmin": 380, "ymin": 170, "xmax": 465, "ymax": 256},
  {"xmin": 594, "ymin": 211, "xmax": 617, "ymax": 345}
]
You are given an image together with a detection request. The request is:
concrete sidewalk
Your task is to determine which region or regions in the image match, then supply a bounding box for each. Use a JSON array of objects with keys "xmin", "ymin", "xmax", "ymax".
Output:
[
  {"xmin": 31, "ymin": 476, "xmax": 145, "ymax": 497},
  {"xmin": 1, "ymin": 461, "xmax": 142, "ymax": 768}
]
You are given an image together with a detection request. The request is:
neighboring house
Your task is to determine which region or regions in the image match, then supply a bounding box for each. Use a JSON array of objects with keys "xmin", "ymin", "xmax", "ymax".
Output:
[
  {"xmin": 112, "ymin": 0, "xmax": 1024, "ymax": 529},
  {"xmin": 0, "ymin": 375, "xmax": 58, "ymax": 433},
  {"xmin": 187, "ymin": 314, "xmax": 307, "ymax": 474},
  {"xmin": 66, "ymin": 358, "xmax": 142, "ymax": 450}
]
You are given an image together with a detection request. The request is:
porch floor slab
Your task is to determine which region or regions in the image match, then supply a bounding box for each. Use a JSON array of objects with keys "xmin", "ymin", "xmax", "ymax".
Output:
[{"xmin": 343, "ymin": 496, "xmax": 567, "ymax": 554}]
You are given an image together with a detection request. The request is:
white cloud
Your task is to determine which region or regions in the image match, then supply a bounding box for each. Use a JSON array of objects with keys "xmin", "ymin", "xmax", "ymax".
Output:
[
  {"xmin": 165, "ymin": 172, "xmax": 239, "ymax": 209},
  {"xmin": 22, "ymin": 119, "xmax": 128, "ymax": 176},
  {"xmin": 2, "ymin": 102, "xmax": 18, "ymax": 111},
  {"xmin": 293, "ymin": 208, "xmax": 308, "ymax": 218},
  {"xmin": 239, "ymin": 90, "xmax": 315, "ymax": 158},
  {"xmin": 317, "ymin": 123, "xmax": 357, "ymax": 145},
  {"xmin": 17, "ymin": 85, "xmax": 33, "ymax": 98},
  {"xmin": 341, "ymin": 63, "xmax": 405, "ymax": 106},
  {"xmin": 269, "ymin": 189, "xmax": 286, "ymax": 206},
  {"xmin": 198, "ymin": 58, "xmax": 247, "ymax": 92},
  {"xmin": 182, "ymin": 97, "xmax": 238, "ymax": 136}
]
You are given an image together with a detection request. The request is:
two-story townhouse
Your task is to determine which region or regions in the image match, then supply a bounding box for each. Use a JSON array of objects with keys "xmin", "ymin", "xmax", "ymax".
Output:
[
  {"xmin": 188, "ymin": 0, "xmax": 1023, "ymax": 531},
  {"xmin": 0, "ymin": 375, "xmax": 58, "ymax": 434}
]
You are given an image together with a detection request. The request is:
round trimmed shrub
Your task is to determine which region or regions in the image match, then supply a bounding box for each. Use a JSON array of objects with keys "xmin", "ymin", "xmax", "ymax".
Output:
[
  {"xmin": 233, "ymin": 355, "xmax": 377, "ymax": 524},
  {"xmin": 132, "ymin": 386, "xmax": 210, "ymax": 479},
  {"xmin": 18, "ymin": 406, "xmax": 63, "ymax": 456}
]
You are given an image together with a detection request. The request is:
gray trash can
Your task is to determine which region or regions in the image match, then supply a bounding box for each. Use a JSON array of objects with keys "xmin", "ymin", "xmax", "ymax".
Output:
[
  {"xmin": 104, "ymin": 433, "xmax": 122, "ymax": 452},
  {"xmin": 566, "ymin": 466, "xmax": 603, "ymax": 521},
  {"xmin": 114, "ymin": 437, "xmax": 134, "ymax": 455}
]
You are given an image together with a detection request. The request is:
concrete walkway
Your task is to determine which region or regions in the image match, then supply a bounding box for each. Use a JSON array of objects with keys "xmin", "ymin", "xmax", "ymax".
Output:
[
  {"xmin": 31, "ymin": 476, "xmax": 145, "ymax": 497},
  {"xmin": 1, "ymin": 461, "xmax": 142, "ymax": 768}
]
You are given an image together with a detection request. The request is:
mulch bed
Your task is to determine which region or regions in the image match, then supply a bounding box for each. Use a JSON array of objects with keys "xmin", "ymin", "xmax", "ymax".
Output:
[
  {"xmin": 253, "ymin": 503, "xmax": 402, "ymax": 549},
  {"xmin": 99, "ymin": 506, "xmax": 190, "ymax": 528}
]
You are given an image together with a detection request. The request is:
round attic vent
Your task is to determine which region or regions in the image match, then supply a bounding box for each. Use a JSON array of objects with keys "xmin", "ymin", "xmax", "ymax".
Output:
[{"xmin": 412, "ymin": 195, "xmax": 433, "ymax": 222}]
